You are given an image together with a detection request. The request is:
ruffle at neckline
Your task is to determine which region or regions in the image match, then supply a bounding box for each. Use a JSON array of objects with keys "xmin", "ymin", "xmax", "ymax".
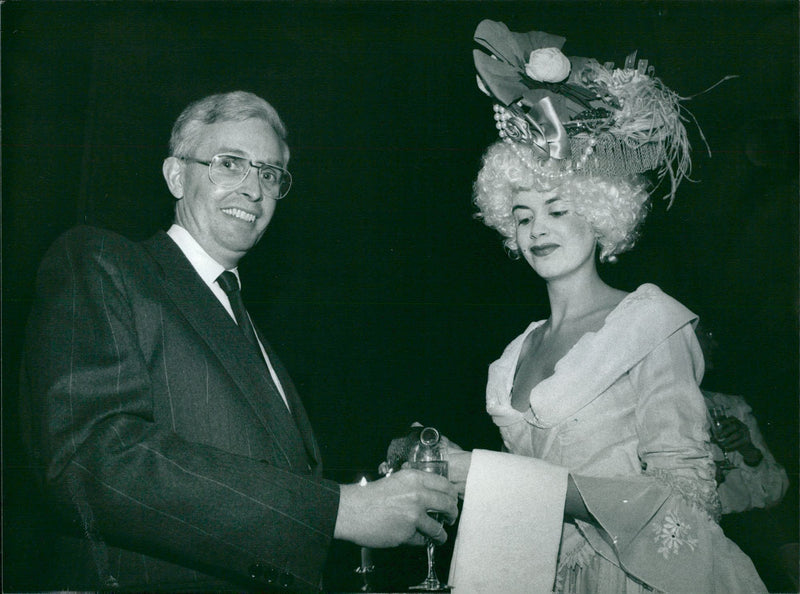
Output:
[{"xmin": 486, "ymin": 284, "xmax": 699, "ymax": 429}]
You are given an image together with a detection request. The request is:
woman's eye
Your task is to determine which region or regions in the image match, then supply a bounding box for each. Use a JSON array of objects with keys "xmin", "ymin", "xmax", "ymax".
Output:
[
  {"xmin": 550, "ymin": 210, "xmax": 568, "ymax": 218},
  {"xmin": 515, "ymin": 217, "xmax": 531, "ymax": 226}
]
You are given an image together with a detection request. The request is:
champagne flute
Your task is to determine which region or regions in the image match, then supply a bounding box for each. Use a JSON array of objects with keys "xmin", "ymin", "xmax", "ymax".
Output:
[
  {"xmin": 708, "ymin": 406, "xmax": 737, "ymax": 470},
  {"xmin": 408, "ymin": 427, "xmax": 450, "ymax": 592}
]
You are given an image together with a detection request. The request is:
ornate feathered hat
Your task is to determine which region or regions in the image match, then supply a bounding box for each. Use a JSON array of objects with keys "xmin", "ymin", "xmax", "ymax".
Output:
[{"xmin": 474, "ymin": 19, "xmax": 704, "ymax": 205}]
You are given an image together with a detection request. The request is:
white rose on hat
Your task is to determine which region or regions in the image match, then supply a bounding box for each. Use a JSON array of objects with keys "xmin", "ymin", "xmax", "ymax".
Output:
[{"xmin": 525, "ymin": 48, "xmax": 571, "ymax": 83}]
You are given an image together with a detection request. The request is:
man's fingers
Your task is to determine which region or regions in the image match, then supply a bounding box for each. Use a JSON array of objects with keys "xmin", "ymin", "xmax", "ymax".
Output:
[
  {"xmin": 417, "ymin": 516, "xmax": 448, "ymax": 545},
  {"xmin": 727, "ymin": 435, "xmax": 750, "ymax": 450},
  {"xmin": 414, "ymin": 474, "xmax": 458, "ymax": 524},
  {"xmin": 717, "ymin": 420, "xmax": 751, "ymax": 451},
  {"xmin": 417, "ymin": 469, "xmax": 458, "ymax": 494},
  {"xmin": 405, "ymin": 532, "xmax": 428, "ymax": 547},
  {"xmin": 716, "ymin": 420, "xmax": 737, "ymax": 438},
  {"xmin": 718, "ymin": 418, "xmax": 747, "ymax": 438}
]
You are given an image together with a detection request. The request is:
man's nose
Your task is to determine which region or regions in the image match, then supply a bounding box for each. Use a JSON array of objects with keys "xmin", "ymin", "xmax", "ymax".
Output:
[{"xmin": 239, "ymin": 167, "xmax": 263, "ymax": 201}]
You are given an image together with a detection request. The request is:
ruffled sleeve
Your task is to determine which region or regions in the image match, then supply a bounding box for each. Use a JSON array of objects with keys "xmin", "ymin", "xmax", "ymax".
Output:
[
  {"xmin": 631, "ymin": 324, "xmax": 718, "ymax": 509},
  {"xmin": 568, "ymin": 328, "xmax": 766, "ymax": 592},
  {"xmin": 572, "ymin": 472, "xmax": 766, "ymax": 593}
]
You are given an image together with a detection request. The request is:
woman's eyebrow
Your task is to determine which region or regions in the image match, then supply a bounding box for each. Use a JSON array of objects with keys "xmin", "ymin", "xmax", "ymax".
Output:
[{"xmin": 512, "ymin": 197, "xmax": 561, "ymax": 212}]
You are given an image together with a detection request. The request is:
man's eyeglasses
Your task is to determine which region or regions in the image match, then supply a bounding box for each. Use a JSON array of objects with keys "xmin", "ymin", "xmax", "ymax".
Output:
[{"xmin": 181, "ymin": 154, "xmax": 292, "ymax": 199}]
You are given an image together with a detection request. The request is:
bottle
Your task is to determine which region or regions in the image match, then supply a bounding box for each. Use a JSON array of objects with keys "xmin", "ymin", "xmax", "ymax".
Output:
[{"xmin": 408, "ymin": 427, "xmax": 448, "ymax": 478}]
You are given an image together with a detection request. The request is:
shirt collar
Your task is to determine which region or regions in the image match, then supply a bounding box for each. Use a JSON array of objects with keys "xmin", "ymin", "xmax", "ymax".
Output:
[{"xmin": 166, "ymin": 224, "xmax": 238, "ymax": 286}]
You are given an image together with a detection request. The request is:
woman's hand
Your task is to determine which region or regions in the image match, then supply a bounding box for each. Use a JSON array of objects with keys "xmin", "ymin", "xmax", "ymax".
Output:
[
  {"xmin": 433, "ymin": 433, "xmax": 470, "ymax": 495},
  {"xmin": 379, "ymin": 425, "xmax": 468, "ymax": 475},
  {"xmin": 376, "ymin": 424, "xmax": 473, "ymax": 495},
  {"xmin": 447, "ymin": 451, "xmax": 472, "ymax": 497},
  {"xmin": 440, "ymin": 434, "xmax": 465, "ymax": 454}
]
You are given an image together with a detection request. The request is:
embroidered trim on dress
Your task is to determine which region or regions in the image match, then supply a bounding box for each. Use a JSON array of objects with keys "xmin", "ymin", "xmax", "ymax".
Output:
[
  {"xmin": 646, "ymin": 466, "xmax": 722, "ymax": 521},
  {"xmin": 652, "ymin": 507, "xmax": 699, "ymax": 559}
]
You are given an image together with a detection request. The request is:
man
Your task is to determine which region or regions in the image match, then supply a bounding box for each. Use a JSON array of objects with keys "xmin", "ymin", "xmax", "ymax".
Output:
[
  {"xmin": 19, "ymin": 91, "xmax": 457, "ymax": 592},
  {"xmin": 695, "ymin": 324, "xmax": 795, "ymax": 591},
  {"xmin": 693, "ymin": 326, "xmax": 788, "ymax": 512},
  {"xmin": 704, "ymin": 389, "xmax": 788, "ymax": 513}
]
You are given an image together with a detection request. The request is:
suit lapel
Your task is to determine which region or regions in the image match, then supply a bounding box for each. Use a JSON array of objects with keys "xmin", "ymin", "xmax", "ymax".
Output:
[
  {"xmin": 142, "ymin": 232, "xmax": 312, "ymax": 470},
  {"xmin": 255, "ymin": 328, "xmax": 322, "ymax": 470}
]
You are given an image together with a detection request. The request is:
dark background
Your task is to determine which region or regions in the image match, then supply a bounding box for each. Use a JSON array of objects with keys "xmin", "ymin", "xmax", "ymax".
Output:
[{"xmin": 3, "ymin": 1, "xmax": 798, "ymax": 591}]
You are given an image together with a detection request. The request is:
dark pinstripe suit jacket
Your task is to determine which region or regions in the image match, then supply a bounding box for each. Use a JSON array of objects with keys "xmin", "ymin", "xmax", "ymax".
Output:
[{"xmin": 20, "ymin": 226, "xmax": 340, "ymax": 592}]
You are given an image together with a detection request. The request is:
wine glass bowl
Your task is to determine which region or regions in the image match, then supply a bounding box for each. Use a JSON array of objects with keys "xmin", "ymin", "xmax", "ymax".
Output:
[{"xmin": 408, "ymin": 427, "xmax": 451, "ymax": 592}]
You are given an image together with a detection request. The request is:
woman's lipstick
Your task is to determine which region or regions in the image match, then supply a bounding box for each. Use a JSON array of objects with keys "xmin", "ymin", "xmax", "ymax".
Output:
[{"xmin": 531, "ymin": 243, "xmax": 559, "ymax": 257}]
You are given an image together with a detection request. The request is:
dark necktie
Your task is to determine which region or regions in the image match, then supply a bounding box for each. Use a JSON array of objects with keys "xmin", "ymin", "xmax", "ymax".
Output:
[{"xmin": 217, "ymin": 270, "xmax": 258, "ymax": 348}]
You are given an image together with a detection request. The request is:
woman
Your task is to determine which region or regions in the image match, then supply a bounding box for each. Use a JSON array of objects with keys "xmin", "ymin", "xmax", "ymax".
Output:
[{"xmin": 444, "ymin": 20, "xmax": 767, "ymax": 593}]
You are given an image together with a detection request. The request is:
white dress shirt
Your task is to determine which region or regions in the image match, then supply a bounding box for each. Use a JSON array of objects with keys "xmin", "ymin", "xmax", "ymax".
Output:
[{"xmin": 167, "ymin": 224, "xmax": 290, "ymax": 410}]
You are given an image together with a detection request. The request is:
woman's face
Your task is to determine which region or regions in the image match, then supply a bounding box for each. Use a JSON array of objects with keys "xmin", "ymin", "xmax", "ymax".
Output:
[{"xmin": 512, "ymin": 188, "xmax": 597, "ymax": 281}]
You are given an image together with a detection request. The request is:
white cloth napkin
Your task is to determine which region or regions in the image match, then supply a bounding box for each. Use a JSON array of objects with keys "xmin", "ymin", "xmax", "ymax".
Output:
[{"xmin": 449, "ymin": 450, "xmax": 568, "ymax": 593}]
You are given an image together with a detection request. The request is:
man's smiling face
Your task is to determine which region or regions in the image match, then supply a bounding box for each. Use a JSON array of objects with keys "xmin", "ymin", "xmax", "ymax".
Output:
[{"xmin": 169, "ymin": 117, "xmax": 288, "ymax": 268}]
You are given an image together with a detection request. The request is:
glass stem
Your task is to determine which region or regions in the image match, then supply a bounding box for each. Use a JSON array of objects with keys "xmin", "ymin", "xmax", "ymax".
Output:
[{"xmin": 426, "ymin": 541, "xmax": 438, "ymax": 583}]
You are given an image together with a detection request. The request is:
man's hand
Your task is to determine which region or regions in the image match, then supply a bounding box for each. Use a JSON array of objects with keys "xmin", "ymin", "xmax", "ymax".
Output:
[
  {"xmin": 713, "ymin": 416, "xmax": 751, "ymax": 451},
  {"xmin": 334, "ymin": 470, "xmax": 459, "ymax": 548},
  {"xmin": 713, "ymin": 416, "xmax": 764, "ymax": 466}
]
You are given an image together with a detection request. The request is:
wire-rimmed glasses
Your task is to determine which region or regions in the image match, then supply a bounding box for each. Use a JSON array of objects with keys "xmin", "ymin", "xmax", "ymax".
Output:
[{"xmin": 181, "ymin": 154, "xmax": 292, "ymax": 199}]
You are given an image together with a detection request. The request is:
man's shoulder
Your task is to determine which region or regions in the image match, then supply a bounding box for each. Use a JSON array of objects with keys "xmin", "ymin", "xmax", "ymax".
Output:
[
  {"xmin": 52, "ymin": 225, "xmax": 174, "ymax": 256},
  {"xmin": 42, "ymin": 225, "xmax": 164, "ymax": 276},
  {"xmin": 55, "ymin": 225, "xmax": 141, "ymax": 250}
]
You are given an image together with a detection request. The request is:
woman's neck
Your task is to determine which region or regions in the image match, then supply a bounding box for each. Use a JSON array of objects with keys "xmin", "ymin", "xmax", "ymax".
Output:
[{"xmin": 544, "ymin": 268, "xmax": 619, "ymax": 331}]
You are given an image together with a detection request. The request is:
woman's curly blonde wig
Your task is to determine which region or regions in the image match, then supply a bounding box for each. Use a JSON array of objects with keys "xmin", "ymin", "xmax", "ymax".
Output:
[{"xmin": 473, "ymin": 142, "xmax": 651, "ymax": 262}]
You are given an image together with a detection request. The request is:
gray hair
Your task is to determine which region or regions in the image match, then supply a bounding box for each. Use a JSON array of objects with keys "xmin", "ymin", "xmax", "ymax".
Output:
[{"xmin": 169, "ymin": 91, "xmax": 289, "ymax": 161}]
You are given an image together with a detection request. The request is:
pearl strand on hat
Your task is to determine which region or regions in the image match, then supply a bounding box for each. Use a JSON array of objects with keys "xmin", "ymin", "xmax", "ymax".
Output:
[{"xmin": 492, "ymin": 103, "xmax": 599, "ymax": 180}]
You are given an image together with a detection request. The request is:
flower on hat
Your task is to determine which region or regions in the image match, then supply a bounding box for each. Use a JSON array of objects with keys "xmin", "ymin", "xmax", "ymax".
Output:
[
  {"xmin": 525, "ymin": 47, "xmax": 571, "ymax": 83},
  {"xmin": 472, "ymin": 19, "xmax": 710, "ymax": 206}
]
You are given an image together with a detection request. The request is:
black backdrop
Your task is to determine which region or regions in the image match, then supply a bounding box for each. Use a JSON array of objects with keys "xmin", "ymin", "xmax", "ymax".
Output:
[{"xmin": 3, "ymin": 1, "xmax": 798, "ymax": 590}]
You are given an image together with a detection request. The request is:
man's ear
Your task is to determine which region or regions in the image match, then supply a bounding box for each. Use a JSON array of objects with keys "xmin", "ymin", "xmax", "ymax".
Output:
[{"xmin": 162, "ymin": 157, "xmax": 185, "ymax": 199}]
